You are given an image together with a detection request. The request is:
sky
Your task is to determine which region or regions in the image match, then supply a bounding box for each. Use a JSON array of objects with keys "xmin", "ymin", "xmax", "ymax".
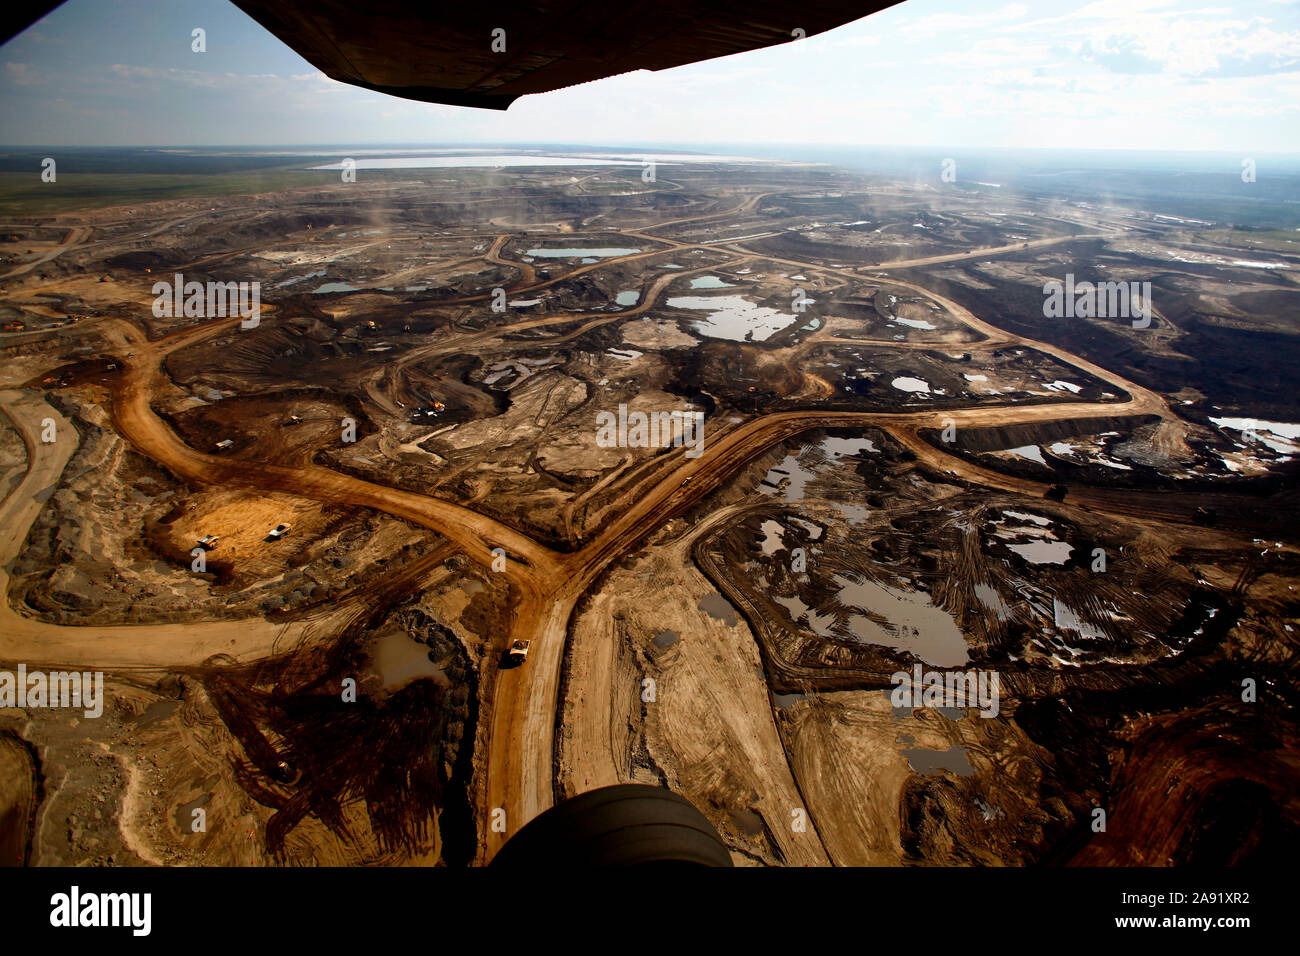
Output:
[{"xmin": 0, "ymin": 0, "xmax": 1297, "ymax": 151}]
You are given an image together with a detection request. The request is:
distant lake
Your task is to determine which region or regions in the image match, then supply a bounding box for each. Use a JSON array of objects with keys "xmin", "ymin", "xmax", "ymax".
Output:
[
  {"xmin": 311, "ymin": 155, "xmax": 643, "ymax": 170},
  {"xmin": 308, "ymin": 152, "xmax": 787, "ymax": 171},
  {"xmin": 525, "ymin": 247, "xmax": 640, "ymax": 258}
]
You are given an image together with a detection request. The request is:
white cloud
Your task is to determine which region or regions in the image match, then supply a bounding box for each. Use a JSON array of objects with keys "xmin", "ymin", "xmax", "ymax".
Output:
[
  {"xmin": 831, "ymin": 35, "xmax": 883, "ymax": 48},
  {"xmin": 3, "ymin": 62, "xmax": 36, "ymax": 85},
  {"xmin": 896, "ymin": 2, "xmax": 1031, "ymax": 39}
]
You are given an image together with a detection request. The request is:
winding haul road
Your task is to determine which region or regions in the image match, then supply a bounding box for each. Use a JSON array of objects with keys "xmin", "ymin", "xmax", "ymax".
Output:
[{"xmin": 0, "ymin": 190, "xmax": 1229, "ymax": 862}]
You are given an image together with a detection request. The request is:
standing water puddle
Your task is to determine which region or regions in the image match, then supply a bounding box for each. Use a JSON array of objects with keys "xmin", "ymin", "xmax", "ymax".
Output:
[
  {"xmin": 902, "ymin": 745, "xmax": 974, "ymax": 776},
  {"xmin": 760, "ymin": 436, "xmax": 877, "ymax": 502},
  {"xmin": 835, "ymin": 573, "xmax": 970, "ymax": 667},
  {"xmin": 697, "ymin": 592, "xmax": 739, "ymax": 626},
  {"xmin": 370, "ymin": 629, "xmax": 448, "ymax": 692},
  {"xmin": 666, "ymin": 294, "xmax": 792, "ymax": 342}
]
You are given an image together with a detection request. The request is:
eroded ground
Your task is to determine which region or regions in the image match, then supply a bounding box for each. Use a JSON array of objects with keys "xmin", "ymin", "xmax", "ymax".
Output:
[{"xmin": 2, "ymin": 158, "xmax": 1298, "ymax": 867}]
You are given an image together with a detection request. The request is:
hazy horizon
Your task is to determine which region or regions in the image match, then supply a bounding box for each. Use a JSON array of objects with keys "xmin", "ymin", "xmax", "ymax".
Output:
[
  {"xmin": 3, "ymin": 143, "xmax": 1300, "ymax": 159},
  {"xmin": 1, "ymin": 0, "xmax": 1296, "ymax": 151}
]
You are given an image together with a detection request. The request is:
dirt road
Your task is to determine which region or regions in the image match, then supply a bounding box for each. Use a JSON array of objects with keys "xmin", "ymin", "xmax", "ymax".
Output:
[
  {"xmin": 1, "ymin": 226, "xmax": 91, "ymax": 279},
  {"xmin": 0, "ymin": 389, "xmax": 306, "ymax": 669}
]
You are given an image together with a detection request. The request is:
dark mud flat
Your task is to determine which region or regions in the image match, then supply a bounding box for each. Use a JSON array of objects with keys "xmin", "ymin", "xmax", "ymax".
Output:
[{"xmin": 0, "ymin": 732, "xmax": 42, "ymax": 867}]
